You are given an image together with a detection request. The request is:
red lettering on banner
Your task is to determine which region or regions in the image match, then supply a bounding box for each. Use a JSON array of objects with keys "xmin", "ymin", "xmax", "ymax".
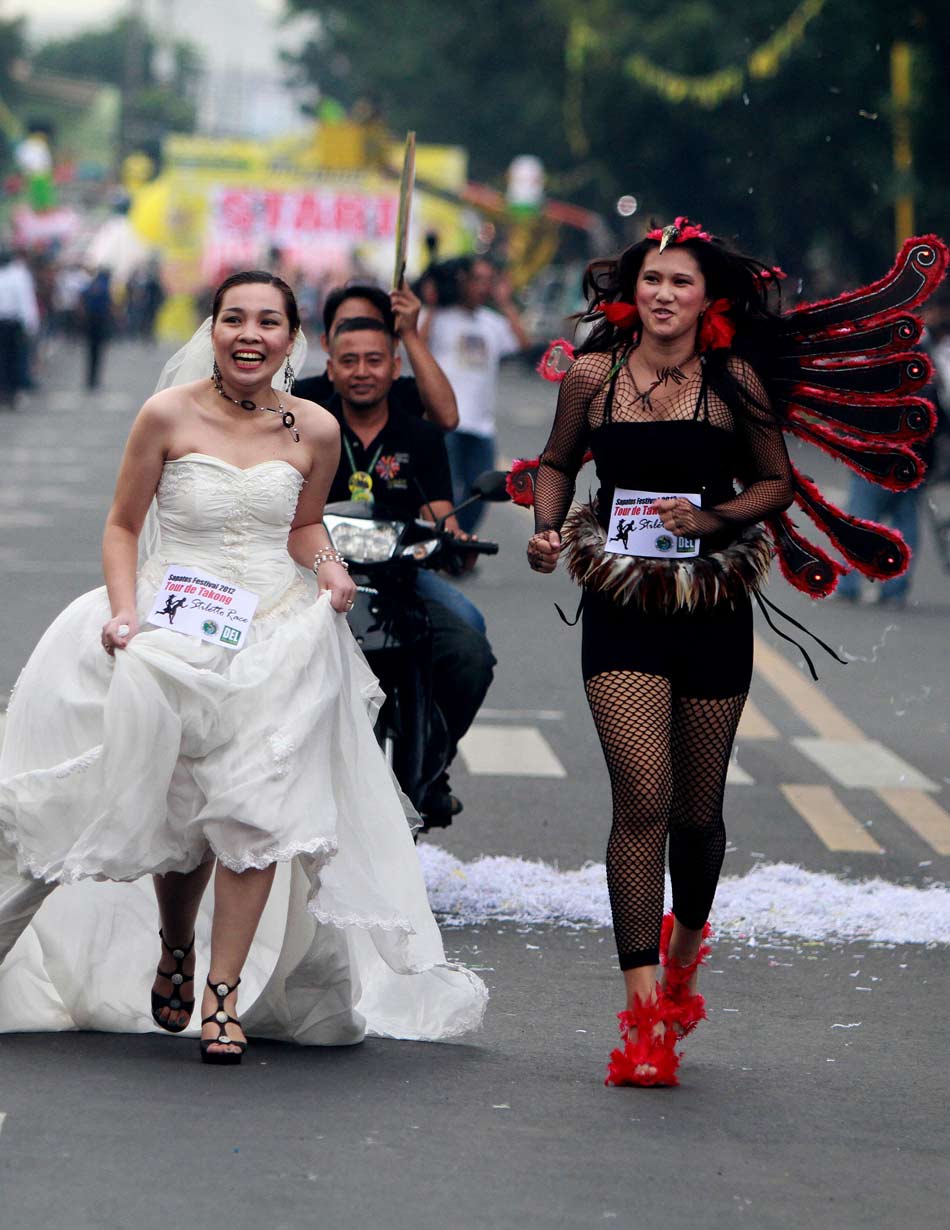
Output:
[
  {"xmin": 264, "ymin": 192, "xmax": 284, "ymax": 231},
  {"xmin": 334, "ymin": 195, "xmax": 366, "ymax": 233},
  {"xmin": 214, "ymin": 188, "xmax": 402, "ymax": 243},
  {"xmin": 373, "ymin": 195, "xmax": 399, "ymax": 237},
  {"xmin": 294, "ymin": 193, "xmax": 320, "ymax": 232},
  {"xmin": 219, "ymin": 190, "xmax": 253, "ymax": 233}
]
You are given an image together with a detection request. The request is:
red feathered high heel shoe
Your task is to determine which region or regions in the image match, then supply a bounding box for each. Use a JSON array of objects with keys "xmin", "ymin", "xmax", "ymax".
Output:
[
  {"xmin": 660, "ymin": 912, "xmax": 712, "ymax": 1037},
  {"xmin": 605, "ymin": 989, "xmax": 680, "ymax": 1088}
]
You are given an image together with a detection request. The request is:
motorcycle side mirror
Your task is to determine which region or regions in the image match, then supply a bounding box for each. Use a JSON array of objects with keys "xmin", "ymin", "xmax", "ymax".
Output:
[{"xmin": 470, "ymin": 470, "xmax": 512, "ymax": 503}]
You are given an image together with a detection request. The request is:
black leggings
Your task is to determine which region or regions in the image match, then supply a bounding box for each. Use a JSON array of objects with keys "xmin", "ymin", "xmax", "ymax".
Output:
[{"xmin": 582, "ymin": 592, "xmax": 752, "ymax": 969}]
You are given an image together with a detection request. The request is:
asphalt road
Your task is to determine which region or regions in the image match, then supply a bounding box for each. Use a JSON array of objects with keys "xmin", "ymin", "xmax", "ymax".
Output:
[{"xmin": 0, "ymin": 337, "xmax": 947, "ymax": 1229}]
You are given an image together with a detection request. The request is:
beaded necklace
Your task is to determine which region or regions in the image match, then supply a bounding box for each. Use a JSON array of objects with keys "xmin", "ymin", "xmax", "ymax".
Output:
[{"xmin": 211, "ymin": 368, "xmax": 300, "ymax": 441}]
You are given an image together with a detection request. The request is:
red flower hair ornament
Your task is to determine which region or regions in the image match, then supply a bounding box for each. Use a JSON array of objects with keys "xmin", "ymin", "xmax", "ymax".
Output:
[
  {"xmin": 599, "ymin": 301, "xmax": 640, "ymax": 329},
  {"xmin": 698, "ymin": 298, "xmax": 735, "ymax": 351}
]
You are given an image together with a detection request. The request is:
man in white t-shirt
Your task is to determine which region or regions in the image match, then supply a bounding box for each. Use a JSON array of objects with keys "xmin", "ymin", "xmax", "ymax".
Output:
[{"xmin": 424, "ymin": 258, "xmax": 529, "ymax": 532}]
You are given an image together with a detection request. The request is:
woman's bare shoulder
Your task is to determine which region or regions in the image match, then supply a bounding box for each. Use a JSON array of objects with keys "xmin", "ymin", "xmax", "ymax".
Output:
[
  {"xmin": 289, "ymin": 397, "xmax": 341, "ymax": 446},
  {"xmin": 137, "ymin": 379, "xmax": 206, "ymax": 428}
]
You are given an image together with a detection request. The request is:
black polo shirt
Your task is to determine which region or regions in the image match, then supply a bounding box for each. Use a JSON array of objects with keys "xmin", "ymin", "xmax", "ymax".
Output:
[
  {"xmin": 295, "ymin": 371, "xmax": 426, "ymax": 418},
  {"xmin": 326, "ymin": 396, "xmax": 454, "ymax": 521}
]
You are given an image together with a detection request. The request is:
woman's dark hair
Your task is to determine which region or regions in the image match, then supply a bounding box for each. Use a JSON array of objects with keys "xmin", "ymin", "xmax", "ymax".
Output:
[
  {"xmin": 212, "ymin": 270, "xmax": 300, "ymax": 334},
  {"xmin": 578, "ymin": 232, "xmax": 786, "ymax": 421},
  {"xmin": 322, "ymin": 284, "xmax": 394, "ymax": 335}
]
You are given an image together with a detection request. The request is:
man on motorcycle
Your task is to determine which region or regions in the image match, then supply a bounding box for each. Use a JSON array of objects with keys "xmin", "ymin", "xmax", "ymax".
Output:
[
  {"xmin": 295, "ymin": 284, "xmax": 484, "ymax": 635},
  {"xmin": 324, "ymin": 316, "xmax": 496, "ymax": 827},
  {"xmin": 293, "ymin": 283, "xmax": 459, "ymax": 432}
]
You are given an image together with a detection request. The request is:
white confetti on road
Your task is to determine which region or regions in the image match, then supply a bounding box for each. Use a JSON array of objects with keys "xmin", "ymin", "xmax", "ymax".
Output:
[{"xmin": 418, "ymin": 843, "xmax": 950, "ymax": 945}]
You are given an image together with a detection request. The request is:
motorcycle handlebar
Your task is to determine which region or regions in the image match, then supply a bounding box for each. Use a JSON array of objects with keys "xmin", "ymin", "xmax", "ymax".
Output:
[{"xmin": 458, "ymin": 539, "xmax": 499, "ymax": 556}]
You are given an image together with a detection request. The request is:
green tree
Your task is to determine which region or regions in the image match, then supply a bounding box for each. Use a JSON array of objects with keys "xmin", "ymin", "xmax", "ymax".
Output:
[
  {"xmin": 33, "ymin": 15, "xmax": 201, "ymax": 147},
  {"xmin": 286, "ymin": 0, "xmax": 950, "ymax": 286},
  {"xmin": 0, "ymin": 16, "xmax": 27, "ymax": 169}
]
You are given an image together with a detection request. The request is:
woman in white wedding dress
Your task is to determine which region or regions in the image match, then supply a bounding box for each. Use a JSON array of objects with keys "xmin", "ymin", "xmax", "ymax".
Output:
[{"xmin": 0, "ymin": 271, "xmax": 486, "ymax": 1063}]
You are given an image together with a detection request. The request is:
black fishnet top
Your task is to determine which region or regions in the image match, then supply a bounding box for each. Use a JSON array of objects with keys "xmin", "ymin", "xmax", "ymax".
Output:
[{"xmin": 534, "ymin": 351, "xmax": 794, "ymax": 552}]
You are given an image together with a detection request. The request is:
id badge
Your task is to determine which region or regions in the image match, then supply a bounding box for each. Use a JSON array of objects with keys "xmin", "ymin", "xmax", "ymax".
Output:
[
  {"xmin": 604, "ymin": 488, "xmax": 701, "ymax": 559},
  {"xmin": 146, "ymin": 566, "xmax": 260, "ymax": 650}
]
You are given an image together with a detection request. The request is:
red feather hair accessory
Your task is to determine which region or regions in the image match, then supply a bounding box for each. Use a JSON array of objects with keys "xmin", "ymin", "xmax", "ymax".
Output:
[
  {"xmin": 599, "ymin": 301, "xmax": 640, "ymax": 329},
  {"xmin": 698, "ymin": 298, "xmax": 735, "ymax": 351},
  {"xmin": 645, "ymin": 216, "xmax": 712, "ymax": 248}
]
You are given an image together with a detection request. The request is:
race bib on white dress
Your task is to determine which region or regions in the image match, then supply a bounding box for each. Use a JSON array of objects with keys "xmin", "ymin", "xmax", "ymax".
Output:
[
  {"xmin": 146, "ymin": 566, "xmax": 260, "ymax": 650},
  {"xmin": 604, "ymin": 488, "xmax": 701, "ymax": 559}
]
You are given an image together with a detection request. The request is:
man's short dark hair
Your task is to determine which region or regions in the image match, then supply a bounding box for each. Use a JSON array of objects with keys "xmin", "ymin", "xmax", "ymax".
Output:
[
  {"xmin": 331, "ymin": 316, "xmax": 395, "ymax": 345},
  {"xmin": 322, "ymin": 285, "xmax": 395, "ymax": 335}
]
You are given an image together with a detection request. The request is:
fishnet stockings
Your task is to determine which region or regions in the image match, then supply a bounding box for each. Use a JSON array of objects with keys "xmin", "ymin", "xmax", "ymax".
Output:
[{"xmin": 585, "ymin": 670, "xmax": 747, "ymax": 969}]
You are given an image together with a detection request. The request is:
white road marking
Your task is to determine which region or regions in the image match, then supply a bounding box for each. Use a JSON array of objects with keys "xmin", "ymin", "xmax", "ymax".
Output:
[
  {"xmin": 459, "ymin": 724, "xmax": 566, "ymax": 778},
  {"xmin": 1, "ymin": 560, "xmax": 102, "ymax": 574},
  {"xmin": 793, "ymin": 738, "xmax": 938, "ymax": 792},
  {"xmin": 479, "ymin": 708, "xmax": 565, "ymax": 721},
  {"xmin": 736, "ymin": 698, "xmax": 778, "ymax": 739},
  {"xmin": 877, "ymin": 789, "xmax": 950, "ymax": 855},
  {"xmin": 0, "ymin": 511, "xmax": 55, "ymax": 529},
  {"xmin": 753, "ymin": 637, "xmax": 864, "ymax": 741},
  {"xmin": 0, "ymin": 1111, "xmax": 6, "ymax": 1136},
  {"xmin": 727, "ymin": 758, "xmax": 753, "ymax": 785},
  {"xmin": 46, "ymin": 391, "xmax": 131, "ymax": 413},
  {"xmin": 0, "ymin": 487, "xmax": 106, "ymax": 509},
  {"xmin": 781, "ymin": 784, "xmax": 884, "ymax": 854}
]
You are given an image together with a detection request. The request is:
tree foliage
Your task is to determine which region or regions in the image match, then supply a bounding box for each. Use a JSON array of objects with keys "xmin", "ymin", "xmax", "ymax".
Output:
[
  {"xmin": 286, "ymin": 0, "xmax": 950, "ymax": 284},
  {"xmin": 0, "ymin": 17, "xmax": 27, "ymax": 171},
  {"xmin": 33, "ymin": 16, "xmax": 201, "ymax": 144}
]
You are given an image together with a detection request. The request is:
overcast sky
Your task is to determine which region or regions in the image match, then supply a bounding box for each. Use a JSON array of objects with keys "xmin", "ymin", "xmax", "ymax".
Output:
[{"xmin": 10, "ymin": 0, "xmax": 309, "ymax": 75}]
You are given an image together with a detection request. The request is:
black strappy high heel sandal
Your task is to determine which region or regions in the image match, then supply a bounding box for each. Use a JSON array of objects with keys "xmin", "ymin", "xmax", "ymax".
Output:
[
  {"xmin": 200, "ymin": 976, "xmax": 247, "ymax": 1066},
  {"xmin": 150, "ymin": 930, "xmax": 196, "ymax": 1033}
]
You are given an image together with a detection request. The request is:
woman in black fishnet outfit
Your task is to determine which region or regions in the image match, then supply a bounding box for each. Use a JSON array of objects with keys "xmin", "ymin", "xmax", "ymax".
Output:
[{"xmin": 526, "ymin": 221, "xmax": 794, "ymax": 1086}]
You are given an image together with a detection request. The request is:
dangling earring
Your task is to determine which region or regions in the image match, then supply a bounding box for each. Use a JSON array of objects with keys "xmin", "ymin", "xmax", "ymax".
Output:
[
  {"xmin": 698, "ymin": 298, "xmax": 735, "ymax": 351},
  {"xmin": 283, "ymin": 358, "xmax": 295, "ymax": 392},
  {"xmin": 212, "ymin": 358, "xmax": 223, "ymax": 391}
]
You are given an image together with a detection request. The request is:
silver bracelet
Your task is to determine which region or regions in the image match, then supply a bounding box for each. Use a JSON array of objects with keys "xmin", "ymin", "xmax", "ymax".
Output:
[{"xmin": 312, "ymin": 549, "xmax": 349, "ymax": 574}]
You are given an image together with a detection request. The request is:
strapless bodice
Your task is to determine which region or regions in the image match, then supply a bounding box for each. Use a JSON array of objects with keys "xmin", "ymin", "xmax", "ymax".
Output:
[{"xmin": 145, "ymin": 453, "xmax": 306, "ymax": 598}]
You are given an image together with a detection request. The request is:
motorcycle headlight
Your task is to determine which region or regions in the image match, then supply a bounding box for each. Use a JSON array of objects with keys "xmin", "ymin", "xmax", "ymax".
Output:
[
  {"xmin": 324, "ymin": 515, "xmax": 405, "ymax": 564},
  {"xmin": 402, "ymin": 538, "xmax": 440, "ymax": 561}
]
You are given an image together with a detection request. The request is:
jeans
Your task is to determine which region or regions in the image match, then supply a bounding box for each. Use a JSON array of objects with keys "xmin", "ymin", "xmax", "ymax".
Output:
[
  {"xmin": 837, "ymin": 472, "xmax": 920, "ymax": 601},
  {"xmin": 415, "ymin": 570, "xmax": 486, "ymax": 635},
  {"xmin": 444, "ymin": 431, "xmax": 496, "ymax": 534},
  {"xmin": 423, "ymin": 596, "xmax": 495, "ymax": 764}
]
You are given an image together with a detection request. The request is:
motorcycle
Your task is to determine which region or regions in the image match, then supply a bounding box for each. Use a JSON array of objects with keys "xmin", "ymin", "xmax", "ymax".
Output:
[{"xmin": 323, "ymin": 469, "xmax": 510, "ymax": 830}]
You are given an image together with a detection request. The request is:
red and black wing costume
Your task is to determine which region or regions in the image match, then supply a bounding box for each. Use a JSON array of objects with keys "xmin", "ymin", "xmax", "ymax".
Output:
[{"xmin": 511, "ymin": 235, "xmax": 948, "ymax": 599}]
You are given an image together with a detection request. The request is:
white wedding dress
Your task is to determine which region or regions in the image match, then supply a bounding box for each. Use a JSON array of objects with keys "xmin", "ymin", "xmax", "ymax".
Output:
[{"xmin": 0, "ymin": 452, "xmax": 486, "ymax": 1043}]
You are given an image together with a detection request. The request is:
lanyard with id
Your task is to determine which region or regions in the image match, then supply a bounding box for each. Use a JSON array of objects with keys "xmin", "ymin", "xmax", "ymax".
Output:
[{"xmin": 343, "ymin": 433, "xmax": 384, "ymax": 503}]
